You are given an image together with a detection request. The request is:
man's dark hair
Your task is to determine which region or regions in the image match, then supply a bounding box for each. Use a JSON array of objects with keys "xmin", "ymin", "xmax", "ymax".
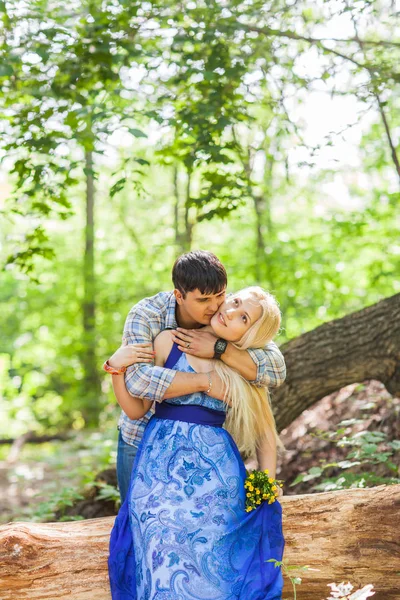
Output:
[{"xmin": 172, "ymin": 250, "xmax": 227, "ymax": 297}]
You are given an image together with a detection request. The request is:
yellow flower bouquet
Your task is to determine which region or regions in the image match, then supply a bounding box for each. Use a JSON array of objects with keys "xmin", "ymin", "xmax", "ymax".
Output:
[{"xmin": 244, "ymin": 469, "xmax": 283, "ymax": 512}]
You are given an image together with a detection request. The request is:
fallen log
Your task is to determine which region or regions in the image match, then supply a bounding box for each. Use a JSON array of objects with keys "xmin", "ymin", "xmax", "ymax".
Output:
[
  {"xmin": 2, "ymin": 431, "xmax": 71, "ymax": 465},
  {"xmin": 0, "ymin": 485, "xmax": 398, "ymax": 600},
  {"xmin": 274, "ymin": 292, "xmax": 400, "ymax": 431}
]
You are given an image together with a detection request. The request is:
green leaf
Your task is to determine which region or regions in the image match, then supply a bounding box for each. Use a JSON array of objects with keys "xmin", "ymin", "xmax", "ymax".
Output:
[
  {"xmin": 389, "ymin": 440, "xmax": 400, "ymax": 450},
  {"xmin": 0, "ymin": 64, "xmax": 13, "ymax": 77},
  {"xmin": 289, "ymin": 474, "xmax": 305, "ymax": 487},
  {"xmin": 110, "ymin": 178, "xmax": 126, "ymax": 197},
  {"xmin": 128, "ymin": 128, "xmax": 147, "ymax": 139}
]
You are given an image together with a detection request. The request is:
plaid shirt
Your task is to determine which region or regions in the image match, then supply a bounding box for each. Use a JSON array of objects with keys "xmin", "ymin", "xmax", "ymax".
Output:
[{"xmin": 118, "ymin": 291, "xmax": 286, "ymax": 447}]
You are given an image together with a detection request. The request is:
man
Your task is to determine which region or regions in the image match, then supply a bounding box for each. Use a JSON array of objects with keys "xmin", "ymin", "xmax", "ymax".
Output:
[{"xmin": 106, "ymin": 250, "xmax": 286, "ymax": 502}]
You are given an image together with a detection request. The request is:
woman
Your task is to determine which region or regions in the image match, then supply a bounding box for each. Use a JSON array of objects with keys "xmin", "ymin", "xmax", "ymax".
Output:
[{"xmin": 108, "ymin": 287, "xmax": 284, "ymax": 600}]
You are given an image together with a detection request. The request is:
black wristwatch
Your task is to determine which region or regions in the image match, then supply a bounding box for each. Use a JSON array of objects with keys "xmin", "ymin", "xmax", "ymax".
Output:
[{"xmin": 213, "ymin": 338, "xmax": 228, "ymax": 359}]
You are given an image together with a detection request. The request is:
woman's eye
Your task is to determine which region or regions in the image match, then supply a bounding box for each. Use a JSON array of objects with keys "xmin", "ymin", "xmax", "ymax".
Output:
[
  {"xmin": 242, "ymin": 315, "xmax": 247, "ymax": 323},
  {"xmin": 234, "ymin": 299, "xmax": 239, "ymax": 306}
]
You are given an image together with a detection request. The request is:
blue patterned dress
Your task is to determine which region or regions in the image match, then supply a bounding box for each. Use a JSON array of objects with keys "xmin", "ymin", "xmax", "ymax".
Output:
[{"xmin": 109, "ymin": 345, "xmax": 284, "ymax": 600}]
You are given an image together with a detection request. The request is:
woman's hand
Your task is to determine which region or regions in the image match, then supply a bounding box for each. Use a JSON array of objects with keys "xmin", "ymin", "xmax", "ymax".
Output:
[{"xmin": 108, "ymin": 342, "xmax": 155, "ymax": 369}]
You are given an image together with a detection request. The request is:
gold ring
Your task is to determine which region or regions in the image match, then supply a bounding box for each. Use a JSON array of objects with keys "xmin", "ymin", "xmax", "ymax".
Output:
[{"xmin": 186, "ymin": 342, "xmax": 190, "ymax": 348}]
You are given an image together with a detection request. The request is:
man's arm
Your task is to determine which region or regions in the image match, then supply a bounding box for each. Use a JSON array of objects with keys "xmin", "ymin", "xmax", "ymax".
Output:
[
  {"xmin": 123, "ymin": 308, "xmax": 224, "ymax": 402},
  {"xmin": 171, "ymin": 328, "xmax": 286, "ymax": 388},
  {"xmin": 245, "ymin": 341, "xmax": 286, "ymax": 388},
  {"xmin": 123, "ymin": 337, "xmax": 214, "ymax": 402},
  {"xmin": 221, "ymin": 343, "xmax": 257, "ymax": 380},
  {"xmin": 221, "ymin": 341, "xmax": 286, "ymax": 387},
  {"xmin": 109, "ymin": 336, "xmax": 214, "ymax": 417}
]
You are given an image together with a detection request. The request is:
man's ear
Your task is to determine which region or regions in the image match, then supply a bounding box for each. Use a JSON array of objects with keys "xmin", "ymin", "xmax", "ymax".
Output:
[{"xmin": 174, "ymin": 289, "xmax": 184, "ymax": 305}]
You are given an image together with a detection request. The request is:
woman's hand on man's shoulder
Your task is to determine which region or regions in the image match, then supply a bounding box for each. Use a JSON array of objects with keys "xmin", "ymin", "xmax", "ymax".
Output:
[{"xmin": 108, "ymin": 342, "xmax": 155, "ymax": 369}]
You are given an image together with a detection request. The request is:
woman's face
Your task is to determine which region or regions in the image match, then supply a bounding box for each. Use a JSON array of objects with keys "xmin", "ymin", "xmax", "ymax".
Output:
[{"xmin": 210, "ymin": 289, "xmax": 262, "ymax": 342}]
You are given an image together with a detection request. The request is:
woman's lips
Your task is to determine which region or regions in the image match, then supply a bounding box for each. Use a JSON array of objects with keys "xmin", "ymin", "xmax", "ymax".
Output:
[{"xmin": 218, "ymin": 312, "xmax": 226, "ymax": 326}]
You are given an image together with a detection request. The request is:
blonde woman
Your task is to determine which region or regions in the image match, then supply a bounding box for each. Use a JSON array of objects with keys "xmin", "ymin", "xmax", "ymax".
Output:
[{"xmin": 108, "ymin": 287, "xmax": 284, "ymax": 600}]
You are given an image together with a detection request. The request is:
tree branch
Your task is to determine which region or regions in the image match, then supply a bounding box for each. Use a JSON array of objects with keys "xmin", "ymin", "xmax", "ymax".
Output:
[
  {"xmin": 349, "ymin": 9, "xmax": 400, "ymax": 187},
  {"xmin": 240, "ymin": 25, "xmax": 388, "ymax": 71},
  {"xmin": 375, "ymin": 93, "xmax": 400, "ymax": 184},
  {"xmin": 239, "ymin": 25, "xmax": 400, "ymax": 48}
]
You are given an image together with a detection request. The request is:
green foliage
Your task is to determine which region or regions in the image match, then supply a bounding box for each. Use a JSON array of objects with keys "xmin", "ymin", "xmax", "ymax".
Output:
[
  {"xmin": 2, "ymin": 0, "xmax": 399, "ymax": 266},
  {"xmin": 94, "ymin": 482, "xmax": 120, "ymax": 504},
  {"xmin": 0, "ymin": 0, "xmax": 399, "ymax": 434},
  {"xmin": 266, "ymin": 560, "xmax": 310, "ymax": 600},
  {"xmin": 9, "ymin": 430, "xmax": 119, "ymax": 523},
  {"xmin": 30, "ymin": 488, "xmax": 85, "ymax": 523},
  {"xmin": 290, "ymin": 418, "xmax": 400, "ymax": 492}
]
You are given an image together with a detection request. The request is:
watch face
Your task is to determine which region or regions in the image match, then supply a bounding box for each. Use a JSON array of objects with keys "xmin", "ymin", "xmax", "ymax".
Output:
[{"xmin": 215, "ymin": 339, "xmax": 227, "ymax": 354}]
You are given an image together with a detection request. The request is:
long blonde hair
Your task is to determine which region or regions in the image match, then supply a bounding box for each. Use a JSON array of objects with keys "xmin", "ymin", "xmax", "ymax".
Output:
[{"xmin": 213, "ymin": 286, "xmax": 283, "ymax": 458}]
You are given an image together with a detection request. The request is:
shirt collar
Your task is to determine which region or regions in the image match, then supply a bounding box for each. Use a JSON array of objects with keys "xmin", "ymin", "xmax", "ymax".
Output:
[{"xmin": 165, "ymin": 291, "xmax": 178, "ymax": 329}]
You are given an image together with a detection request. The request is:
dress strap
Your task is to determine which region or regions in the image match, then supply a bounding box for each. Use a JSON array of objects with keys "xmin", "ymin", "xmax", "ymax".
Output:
[{"xmin": 164, "ymin": 341, "xmax": 183, "ymax": 370}]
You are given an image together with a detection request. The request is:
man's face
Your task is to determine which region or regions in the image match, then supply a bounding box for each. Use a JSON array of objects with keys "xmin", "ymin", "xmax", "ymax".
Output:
[{"xmin": 175, "ymin": 288, "xmax": 226, "ymax": 327}]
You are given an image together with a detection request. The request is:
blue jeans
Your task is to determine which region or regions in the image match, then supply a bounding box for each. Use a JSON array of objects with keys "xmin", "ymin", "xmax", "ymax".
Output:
[{"xmin": 116, "ymin": 430, "xmax": 139, "ymax": 503}]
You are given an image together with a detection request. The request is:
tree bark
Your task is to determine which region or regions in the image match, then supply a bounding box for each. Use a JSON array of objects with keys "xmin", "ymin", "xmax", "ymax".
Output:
[
  {"xmin": 81, "ymin": 150, "xmax": 101, "ymax": 425},
  {"xmin": 253, "ymin": 193, "xmax": 265, "ymax": 281},
  {"xmin": 172, "ymin": 165, "xmax": 193, "ymax": 253},
  {"xmin": 0, "ymin": 485, "xmax": 398, "ymax": 599},
  {"xmin": 274, "ymin": 293, "xmax": 400, "ymax": 431}
]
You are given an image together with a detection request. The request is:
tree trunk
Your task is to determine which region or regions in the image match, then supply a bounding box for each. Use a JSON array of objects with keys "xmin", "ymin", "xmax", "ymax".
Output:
[
  {"xmin": 0, "ymin": 485, "xmax": 398, "ymax": 599},
  {"xmin": 173, "ymin": 165, "xmax": 181, "ymax": 250},
  {"xmin": 172, "ymin": 165, "xmax": 193, "ymax": 253},
  {"xmin": 253, "ymin": 193, "xmax": 265, "ymax": 281},
  {"xmin": 81, "ymin": 150, "xmax": 101, "ymax": 425},
  {"xmin": 274, "ymin": 293, "xmax": 400, "ymax": 431},
  {"xmin": 182, "ymin": 168, "xmax": 193, "ymax": 252}
]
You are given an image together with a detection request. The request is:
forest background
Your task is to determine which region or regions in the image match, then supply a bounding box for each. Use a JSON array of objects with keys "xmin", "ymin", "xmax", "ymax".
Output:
[{"xmin": 0, "ymin": 0, "xmax": 399, "ymax": 525}]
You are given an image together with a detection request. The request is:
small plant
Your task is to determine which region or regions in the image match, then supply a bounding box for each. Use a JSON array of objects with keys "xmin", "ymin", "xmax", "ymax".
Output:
[
  {"xmin": 29, "ymin": 487, "xmax": 85, "ymax": 522},
  {"xmin": 266, "ymin": 559, "xmax": 312, "ymax": 600},
  {"xmin": 94, "ymin": 481, "xmax": 120, "ymax": 505},
  {"xmin": 290, "ymin": 417, "xmax": 399, "ymax": 492},
  {"xmin": 267, "ymin": 560, "xmax": 375, "ymax": 600}
]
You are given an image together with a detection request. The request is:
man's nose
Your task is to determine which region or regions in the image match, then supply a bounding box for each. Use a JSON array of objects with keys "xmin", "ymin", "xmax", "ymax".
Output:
[
  {"xmin": 215, "ymin": 298, "xmax": 224, "ymax": 311},
  {"xmin": 210, "ymin": 299, "xmax": 220, "ymax": 313}
]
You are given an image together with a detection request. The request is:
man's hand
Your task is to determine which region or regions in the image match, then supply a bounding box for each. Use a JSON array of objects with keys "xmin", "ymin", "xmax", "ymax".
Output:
[{"xmin": 171, "ymin": 328, "xmax": 218, "ymax": 359}]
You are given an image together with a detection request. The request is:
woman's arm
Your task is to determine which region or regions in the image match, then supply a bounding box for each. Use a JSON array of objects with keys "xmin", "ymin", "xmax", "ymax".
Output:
[
  {"xmin": 256, "ymin": 426, "xmax": 277, "ymax": 479},
  {"xmin": 112, "ymin": 375, "xmax": 152, "ymax": 420},
  {"xmin": 109, "ymin": 342, "xmax": 156, "ymax": 420},
  {"xmin": 108, "ymin": 333, "xmax": 174, "ymax": 420}
]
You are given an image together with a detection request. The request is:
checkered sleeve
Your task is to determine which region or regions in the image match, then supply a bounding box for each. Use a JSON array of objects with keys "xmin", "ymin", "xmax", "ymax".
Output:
[
  {"xmin": 122, "ymin": 307, "xmax": 176, "ymax": 402},
  {"xmin": 246, "ymin": 341, "xmax": 286, "ymax": 388}
]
